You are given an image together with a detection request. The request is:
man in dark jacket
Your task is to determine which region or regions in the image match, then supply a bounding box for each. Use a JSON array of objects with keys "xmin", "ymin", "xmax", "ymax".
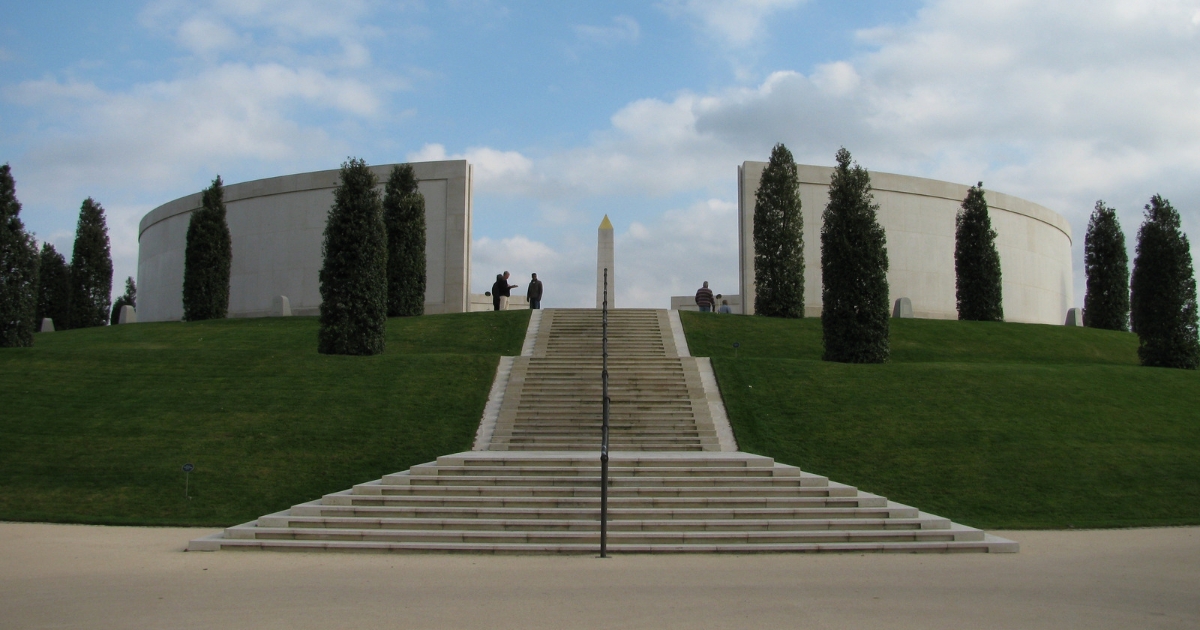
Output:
[
  {"xmin": 491, "ymin": 271, "xmax": 516, "ymax": 311},
  {"xmin": 527, "ymin": 273, "xmax": 543, "ymax": 309}
]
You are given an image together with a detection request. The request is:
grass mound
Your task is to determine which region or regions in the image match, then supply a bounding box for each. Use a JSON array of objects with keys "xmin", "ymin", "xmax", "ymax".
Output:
[
  {"xmin": 0, "ymin": 311, "xmax": 529, "ymax": 527},
  {"xmin": 682, "ymin": 312, "xmax": 1200, "ymax": 529}
]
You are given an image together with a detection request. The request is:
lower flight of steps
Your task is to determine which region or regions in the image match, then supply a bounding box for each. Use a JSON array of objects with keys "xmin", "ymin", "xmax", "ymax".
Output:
[{"xmin": 189, "ymin": 451, "xmax": 1017, "ymax": 553}]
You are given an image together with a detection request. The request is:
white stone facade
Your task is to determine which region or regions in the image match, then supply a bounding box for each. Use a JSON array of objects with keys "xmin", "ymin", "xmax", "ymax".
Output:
[
  {"xmin": 137, "ymin": 160, "xmax": 473, "ymax": 322},
  {"xmin": 596, "ymin": 215, "xmax": 615, "ymax": 309},
  {"xmin": 738, "ymin": 162, "xmax": 1074, "ymax": 325}
]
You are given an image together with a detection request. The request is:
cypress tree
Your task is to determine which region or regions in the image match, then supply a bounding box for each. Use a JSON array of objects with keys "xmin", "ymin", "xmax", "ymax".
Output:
[
  {"xmin": 383, "ymin": 163, "xmax": 426, "ymax": 317},
  {"xmin": 753, "ymin": 143, "xmax": 804, "ymax": 318},
  {"xmin": 69, "ymin": 197, "xmax": 112, "ymax": 329},
  {"xmin": 954, "ymin": 182, "xmax": 1004, "ymax": 321},
  {"xmin": 37, "ymin": 242, "xmax": 71, "ymax": 331},
  {"xmin": 182, "ymin": 176, "xmax": 232, "ymax": 321},
  {"xmin": 0, "ymin": 164, "xmax": 40, "ymax": 347},
  {"xmin": 820, "ymin": 148, "xmax": 889, "ymax": 363},
  {"xmin": 1130, "ymin": 195, "xmax": 1199, "ymax": 369},
  {"xmin": 110, "ymin": 276, "xmax": 136, "ymax": 325},
  {"xmin": 1084, "ymin": 200, "xmax": 1130, "ymax": 331},
  {"xmin": 318, "ymin": 157, "xmax": 387, "ymax": 355}
]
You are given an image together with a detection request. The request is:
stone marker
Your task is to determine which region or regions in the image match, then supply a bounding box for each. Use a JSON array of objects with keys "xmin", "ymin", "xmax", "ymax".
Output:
[
  {"xmin": 892, "ymin": 297, "xmax": 913, "ymax": 318},
  {"xmin": 596, "ymin": 215, "xmax": 614, "ymax": 309},
  {"xmin": 1064, "ymin": 308, "xmax": 1083, "ymax": 326},
  {"xmin": 118, "ymin": 305, "xmax": 137, "ymax": 325},
  {"xmin": 40, "ymin": 318, "xmax": 54, "ymax": 333},
  {"xmin": 272, "ymin": 295, "xmax": 292, "ymax": 317}
]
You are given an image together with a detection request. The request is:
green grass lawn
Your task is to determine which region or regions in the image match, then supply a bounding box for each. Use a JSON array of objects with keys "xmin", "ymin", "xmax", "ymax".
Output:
[
  {"xmin": 681, "ymin": 312, "xmax": 1200, "ymax": 529},
  {"xmin": 0, "ymin": 311, "xmax": 529, "ymax": 527}
]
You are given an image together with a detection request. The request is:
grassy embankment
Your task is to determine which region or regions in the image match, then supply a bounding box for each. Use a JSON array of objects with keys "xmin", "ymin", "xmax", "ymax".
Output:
[
  {"xmin": 0, "ymin": 311, "xmax": 529, "ymax": 527},
  {"xmin": 681, "ymin": 311, "xmax": 1200, "ymax": 529}
]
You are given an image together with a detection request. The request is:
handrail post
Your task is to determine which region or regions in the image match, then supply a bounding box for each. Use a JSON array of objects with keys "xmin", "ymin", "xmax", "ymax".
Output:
[{"xmin": 600, "ymin": 268, "xmax": 610, "ymax": 558}]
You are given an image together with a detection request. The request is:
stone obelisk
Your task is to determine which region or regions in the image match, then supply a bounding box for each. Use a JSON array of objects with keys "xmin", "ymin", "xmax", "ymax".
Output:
[{"xmin": 596, "ymin": 215, "xmax": 614, "ymax": 309}]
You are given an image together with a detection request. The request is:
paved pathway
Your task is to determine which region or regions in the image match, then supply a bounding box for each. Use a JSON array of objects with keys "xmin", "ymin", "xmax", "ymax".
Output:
[{"xmin": 4, "ymin": 522, "xmax": 1196, "ymax": 629}]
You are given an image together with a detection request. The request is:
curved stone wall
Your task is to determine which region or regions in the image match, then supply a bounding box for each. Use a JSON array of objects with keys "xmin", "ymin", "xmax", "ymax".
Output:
[
  {"xmin": 738, "ymin": 163, "xmax": 1073, "ymax": 325},
  {"xmin": 137, "ymin": 160, "xmax": 472, "ymax": 322}
]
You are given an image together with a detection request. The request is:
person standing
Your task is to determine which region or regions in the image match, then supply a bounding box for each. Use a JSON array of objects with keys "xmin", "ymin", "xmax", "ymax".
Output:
[
  {"xmin": 527, "ymin": 273, "xmax": 544, "ymax": 309},
  {"xmin": 490, "ymin": 273, "xmax": 504, "ymax": 311},
  {"xmin": 492, "ymin": 271, "xmax": 517, "ymax": 311},
  {"xmin": 718, "ymin": 299, "xmax": 732, "ymax": 314},
  {"xmin": 695, "ymin": 281, "xmax": 715, "ymax": 312}
]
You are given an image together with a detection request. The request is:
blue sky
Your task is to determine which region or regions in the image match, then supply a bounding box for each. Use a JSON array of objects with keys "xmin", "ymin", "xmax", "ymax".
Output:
[{"xmin": 3, "ymin": 0, "xmax": 1199, "ymax": 308}]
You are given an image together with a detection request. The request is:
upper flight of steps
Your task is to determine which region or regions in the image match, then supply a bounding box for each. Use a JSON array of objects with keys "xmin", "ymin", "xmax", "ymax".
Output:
[
  {"xmin": 188, "ymin": 308, "xmax": 1017, "ymax": 553},
  {"xmin": 488, "ymin": 309, "xmax": 720, "ymax": 452}
]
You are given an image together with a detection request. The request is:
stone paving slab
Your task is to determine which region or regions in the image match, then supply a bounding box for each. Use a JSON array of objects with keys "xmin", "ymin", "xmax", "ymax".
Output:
[{"xmin": 3, "ymin": 522, "xmax": 1195, "ymax": 629}]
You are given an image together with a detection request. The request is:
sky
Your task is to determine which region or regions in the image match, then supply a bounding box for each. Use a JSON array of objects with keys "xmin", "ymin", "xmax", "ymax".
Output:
[{"xmin": 3, "ymin": 0, "xmax": 1200, "ymax": 309}]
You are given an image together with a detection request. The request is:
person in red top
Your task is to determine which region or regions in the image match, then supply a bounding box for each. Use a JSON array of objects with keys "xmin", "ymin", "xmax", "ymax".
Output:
[{"xmin": 695, "ymin": 281, "xmax": 715, "ymax": 312}]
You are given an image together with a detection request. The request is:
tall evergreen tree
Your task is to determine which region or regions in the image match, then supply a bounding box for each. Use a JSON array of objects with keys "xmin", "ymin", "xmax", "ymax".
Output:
[
  {"xmin": 383, "ymin": 163, "xmax": 426, "ymax": 317},
  {"xmin": 37, "ymin": 242, "xmax": 71, "ymax": 331},
  {"xmin": 753, "ymin": 143, "xmax": 804, "ymax": 318},
  {"xmin": 182, "ymin": 176, "xmax": 232, "ymax": 321},
  {"xmin": 110, "ymin": 276, "xmax": 137, "ymax": 325},
  {"xmin": 820, "ymin": 148, "xmax": 890, "ymax": 363},
  {"xmin": 69, "ymin": 197, "xmax": 112, "ymax": 329},
  {"xmin": 318, "ymin": 158, "xmax": 387, "ymax": 355},
  {"xmin": 0, "ymin": 164, "xmax": 40, "ymax": 347},
  {"xmin": 1130, "ymin": 195, "xmax": 1199, "ymax": 369},
  {"xmin": 954, "ymin": 182, "xmax": 1004, "ymax": 321},
  {"xmin": 1084, "ymin": 200, "xmax": 1130, "ymax": 331}
]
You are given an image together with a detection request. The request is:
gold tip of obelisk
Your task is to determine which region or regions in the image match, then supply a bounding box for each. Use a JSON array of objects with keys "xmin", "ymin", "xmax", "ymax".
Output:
[{"xmin": 599, "ymin": 215, "xmax": 613, "ymax": 230}]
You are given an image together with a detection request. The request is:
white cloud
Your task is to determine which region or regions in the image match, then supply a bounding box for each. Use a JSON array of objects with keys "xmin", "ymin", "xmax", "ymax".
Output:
[
  {"xmin": 10, "ymin": 63, "xmax": 380, "ymax": 198},
  {"xmin": 449, "ymin": 0, "xmax": 1200, "ymax": 306},
  {"xmin": 574, "ymin": 16, "xmax": 641, "ymax": 45},
  {"xmin": 408, "ymin": 144, "xmax": 536, "ymax": 195},
  {"xmin": 472, "ymin": 235, "xmax": 593, "ymax": 307},
  {"xmin": 659, "ymin": 0, "xmax": 807, "ymax": 48},
  {"xmin": 7, "ymin": 1, "xmax": 403, "ymax": 305},
  {"xmin": 471, "ymin": 199, "xmax": 739, "ymax": 308},
  {"xmin": 140, "ymin": 0, "xmax": 387, "ymax": 69},
  {"xmin": 618, "ymin": 199, "xmax": 740, "ymax": 307},
  {"xmin": 177, "ymin": 17, "xmax": 245, "ymax": 56}
]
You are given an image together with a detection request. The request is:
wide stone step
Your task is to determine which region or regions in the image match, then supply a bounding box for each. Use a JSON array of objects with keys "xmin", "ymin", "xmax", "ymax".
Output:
[
  {"xmin": 497, "ymin": 442, "xmax": 712, "ymax": 451},
  {"xmin": 397, "ymin": 465, "xmax": 801, "ymax": 478},
  {"xmin": 353, "ymin": 486, "xmax": 848, "ymax": 499},
  {"xmin": 193, "ymin": 537, "xmax": 1015, "ymax": 553},
  {"xmin": 322, "ymin": 493, "xmax": 887, "ymax": 510},
  {"xmin": 403, "ymin": 476, "xmax": 814, "ymax": 488},
  {"xmin": 289, "ymin": 503, "xmax": 915, "ymax": 521},
  {"xmin": 502, "ymin": 444, "xmax": 709, "ymax": 451},
  {"xmin": 442, "ymin": 453, "xmax": 775, "ymax": 467},
  {"xmin": 259, "ymin": 516, "xmax": 943, "ymax": 532},
  {"xmin": 231, "ymin": 526, "xmax": 985, "ymax": 546}
]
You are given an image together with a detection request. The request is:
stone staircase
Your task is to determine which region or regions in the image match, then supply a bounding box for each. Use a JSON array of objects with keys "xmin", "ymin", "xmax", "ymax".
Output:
[
  {"xmin": 489, "ymin": 309, "xmax": 720, "ymax": 452},
  {"xmin": 190, "ymin": 308, "xmax": 1017, "ymax": 553}
]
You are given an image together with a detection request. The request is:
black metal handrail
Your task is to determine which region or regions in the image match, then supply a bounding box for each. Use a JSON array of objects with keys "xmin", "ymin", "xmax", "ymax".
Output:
[{"xmin": 599, "ymin": 267, "xmax": 610, "ymax": 558}]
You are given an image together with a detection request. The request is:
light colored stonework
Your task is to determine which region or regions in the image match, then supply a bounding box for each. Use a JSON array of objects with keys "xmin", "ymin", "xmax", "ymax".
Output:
[
  {"xmin": 667, "ymin": 309, "xmax": 690, "ymax": 358},
  {"xmin": 472, "ymin": 356, "xmax": 514, "ymax": 451},
  {"xmin": 596, "ymin": 215, "xmax": 614, "ymax": 309},
  {"xmin": 739, "ymin": 162, "xmax": 1074, "ymax": 325},
  {"xmin": 671, "ymin": 294, "xmax": 743, "ymax": 313},
  {"xmin": 137, "ymin": 160, "xmax": 473, "ymax": 322}
]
